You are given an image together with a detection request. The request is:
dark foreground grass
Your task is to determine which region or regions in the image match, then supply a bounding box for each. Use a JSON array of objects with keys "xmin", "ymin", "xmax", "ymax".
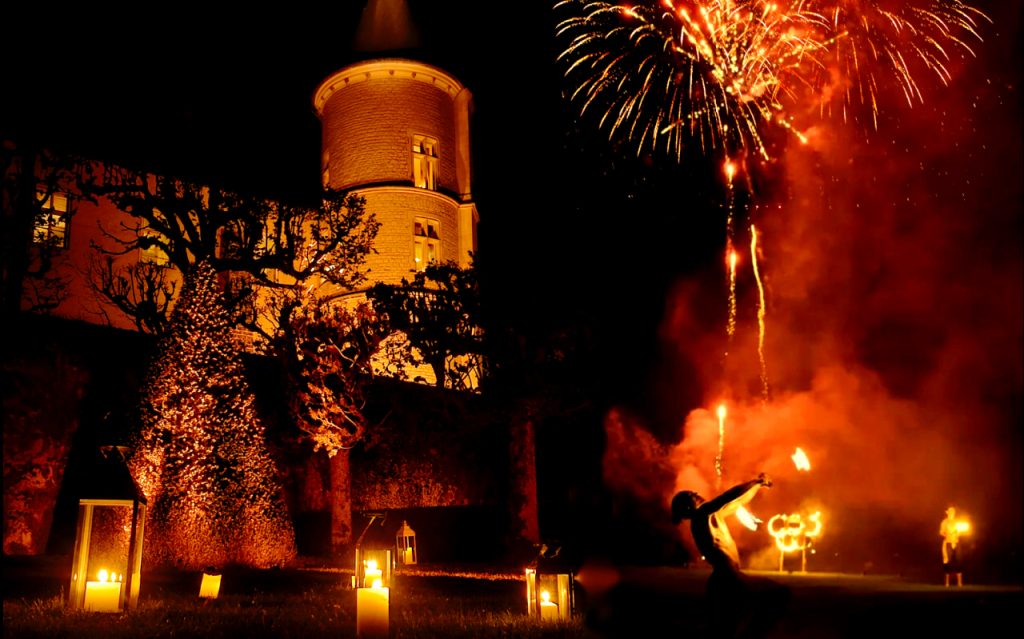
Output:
[
  {"xmin": 4, "ymin": 560, "xmax": 1022, "ymax": 638},
  {"xmin": 2, "ymin": 562, "xmax": 585, "ymax": 639}
]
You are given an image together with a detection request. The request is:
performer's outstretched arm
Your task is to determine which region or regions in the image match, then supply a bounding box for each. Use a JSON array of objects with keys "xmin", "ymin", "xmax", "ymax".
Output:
[{"xmin": 703, "ymin": 474, "xmax": 772, "ymax": 516}]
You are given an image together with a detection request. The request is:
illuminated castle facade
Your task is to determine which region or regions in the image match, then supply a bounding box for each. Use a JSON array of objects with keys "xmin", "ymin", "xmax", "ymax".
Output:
[
  {"xmin": 18, "ymin": 57, "xmax": 478, "ymax": 340},
  {"xmin": 2, "ymin": 7, "xmax": 543, "ymax": 560},
  {"xmin": 315, "ymin": 58, "xmax": 478, "ymax": 284}
]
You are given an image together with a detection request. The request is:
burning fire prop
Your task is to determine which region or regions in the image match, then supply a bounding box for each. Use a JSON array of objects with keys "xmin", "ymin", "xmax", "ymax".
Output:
[
  {"xmin": 791, "ymin": 447, "xmax": 810, "ymax": 472},
  {"xmin": 768, "ymin": 511, "xmax": 823, "ymax": 573}
]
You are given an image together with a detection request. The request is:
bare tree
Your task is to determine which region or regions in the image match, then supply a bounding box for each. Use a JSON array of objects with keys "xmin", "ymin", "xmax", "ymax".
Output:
[{"xmin": 79, "ymin": 162, "xmax": 380, "ymax": 337}]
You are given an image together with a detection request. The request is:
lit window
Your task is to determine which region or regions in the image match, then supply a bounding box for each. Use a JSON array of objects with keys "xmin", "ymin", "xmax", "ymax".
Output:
[
  {"xmin": 412, "ymin": 135, "xmax": 438, "ymax": 190},
  {"xmin": 413, "ymin": 217, "xmax": 440, "ymax": 271},
  {"xmin": 33, "ymin": 190, "xmax": 69, "ymax": 248}
]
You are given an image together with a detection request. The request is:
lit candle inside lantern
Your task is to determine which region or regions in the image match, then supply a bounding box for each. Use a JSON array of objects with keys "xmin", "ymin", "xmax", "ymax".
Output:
[
  {"xmin": 363, "ymin": 559, "xmax": 383, "ymax": 589},
  {"xmin": 83, "ymin": 569, "xmax": 123, "ymax": 613},
  {"xmin": 539, "ymin": 590, "xmax": 559, "ymax": 621},
  {"xmin": 402, "ymin": 546, "xmax": 413, "ymax": 565},
  {"xmin": 356, "ymin": 582, "xmax": 389, "ymax": 638}
]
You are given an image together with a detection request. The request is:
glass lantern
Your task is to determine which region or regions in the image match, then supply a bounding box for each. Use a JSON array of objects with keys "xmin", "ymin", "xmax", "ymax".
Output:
[
  {"xmin": 395, "ymin": 520, "xmax": 417, "ymax": 566},
  {"xmin": 67, "ymin": 447, "xmax": 146, "ymax": 613},
  {"xmin": 525, "ymin": 566, "xmax": 574, "ymax": 621},
  {"xmin": 355, "ymin": 547, "xmax": 393, "ymax": 589}
]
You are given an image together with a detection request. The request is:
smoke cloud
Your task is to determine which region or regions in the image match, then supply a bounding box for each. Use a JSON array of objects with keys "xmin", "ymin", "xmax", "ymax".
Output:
[{"xmin": 602, "ymin": 6, "xmax": 1022, "ymax": 579}]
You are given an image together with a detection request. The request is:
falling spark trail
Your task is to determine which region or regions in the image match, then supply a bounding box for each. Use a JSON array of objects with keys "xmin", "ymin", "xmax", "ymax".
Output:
[
  {"xmin": 750, "ymin": 223, "xmax": 769, "ymax": 400},
  {"xmin": 716, "ymin": 403, "xmax": 727, "ymax": 489},
  {"xmin": 725, "ymin": 160, "xmax": 738, "ymax": 350}
]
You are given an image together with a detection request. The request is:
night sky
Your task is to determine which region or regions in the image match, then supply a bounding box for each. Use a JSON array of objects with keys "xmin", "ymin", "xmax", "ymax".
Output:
[{"xmin": 4, "ymin": 2, "xmax": 1022, "ymax": 569}]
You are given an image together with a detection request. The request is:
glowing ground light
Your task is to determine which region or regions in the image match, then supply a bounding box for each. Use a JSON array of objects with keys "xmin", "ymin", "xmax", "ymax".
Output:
[{"xmin": 791, "ymin": 447, "xmax": 811, "ymax": 471}]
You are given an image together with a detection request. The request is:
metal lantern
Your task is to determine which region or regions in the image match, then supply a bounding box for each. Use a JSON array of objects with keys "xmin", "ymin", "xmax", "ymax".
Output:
[
  {"xmin": 395, "ymin": 520, "xmax": 417, "ymax": 566},
  {"xmin": 525, "ymin": 566, "xmax": 574, "ymax": 621},
  {"xmin": 67, "ymin": 446, "xmax": 146, "ymax": 613}
]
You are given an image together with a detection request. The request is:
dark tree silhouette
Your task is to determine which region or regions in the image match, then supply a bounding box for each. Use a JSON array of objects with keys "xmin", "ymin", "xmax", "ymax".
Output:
[
  {"xmin": 368, "ymin": 260, "xmax": 484, "ymax": 390},
  {"xmin": 79, "ymin": 162, "xmax": 379, "ymax": 338},
  {"xmin": 1, "ymin": 141, "xmax": 84, "ymax": 317}
]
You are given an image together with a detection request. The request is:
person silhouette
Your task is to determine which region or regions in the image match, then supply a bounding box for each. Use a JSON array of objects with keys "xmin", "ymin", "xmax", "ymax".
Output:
[
  {"xmin": 940, "ymin": 507, "xmax": 965, "ymax": 587},
  {"xmin": 672, "ymin": 473, "xmax": 788, "ymax": 638}
]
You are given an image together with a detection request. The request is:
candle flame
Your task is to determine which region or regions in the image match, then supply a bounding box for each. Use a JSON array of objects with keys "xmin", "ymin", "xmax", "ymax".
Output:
[
  {"xmin": 98, "ymin": 569, "xmax": 109, "ymax": 583},
  {"xmin": 366, "ymin": 559, "xmax": 378, "ymax": 572},
  {"xmin": 371, "ymin": 578, "xmax": 383, "ymax": 589},
  {"xmin": 791, "ymin": 447, "xmax": 811, "ymax": 471},
  {"xmin": 541, "ymin": 590, "xmax": 551, "ymax": 604},
  {"xmin": 736, "ymin": 506, "xmax": 761, "ymax": 530}
]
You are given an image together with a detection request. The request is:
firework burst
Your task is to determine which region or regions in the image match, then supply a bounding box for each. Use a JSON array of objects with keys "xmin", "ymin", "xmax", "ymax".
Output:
[{"xmin": 555, "ymin": 0, "xmax": 988, "ymax": 159}]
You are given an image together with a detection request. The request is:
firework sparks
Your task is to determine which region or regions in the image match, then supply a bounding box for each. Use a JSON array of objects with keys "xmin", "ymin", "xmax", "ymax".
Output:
[
  {"xmin": 716, "ymin": 402, "xmax": 727, "ymax": 487},
  {"xmin": 555, "ymin": 0, "xmax": 988, "ymax": 158},
  {"xmin": 724, "ymin": 159, "xmax": 739, "ymax": 349},
  {"xmin": 750, "ymin": 223, "xmax": 769, "ymax": 400}
]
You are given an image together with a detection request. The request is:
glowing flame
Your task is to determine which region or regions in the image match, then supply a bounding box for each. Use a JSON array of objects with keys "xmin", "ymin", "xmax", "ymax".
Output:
[
  {"xmin": 97, "ymin": 569, "xmax": 109, "ymax": 583},
  {"xmin": 371, "ymin": 578, "xmax": 383, "ymax": 589},
  {"xmin": 366, "ymin": 559, "xmax": 378, "ymax": 572},
  {"xmin": 736, "ymin": 506, "xmax": 761, "ymax": 530},
  {"xmin": 724, "ymin": 160, "xmax": 736, "ymax": 181},
  {"xmin": 768, "ymin": 511, "xmax": 824, "ymax": 553},
  {"xmin": 791, "ymin": 447, "xmax": 811, "ymax": 471},
  {"xmin": 955, "ymin": 520, "xmax": 970, "ymax": 534},
  {"xmin": 541, "ymin": 590, "xmax": 551, "ymax": 604}
]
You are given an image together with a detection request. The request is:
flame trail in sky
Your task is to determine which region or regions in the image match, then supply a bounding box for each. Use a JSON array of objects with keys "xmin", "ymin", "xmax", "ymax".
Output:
[
  {"xmin": 750, "ymin": 223, "xmax": 769, "ymax": 400},
  {"xmin": 716, "ymin": 402, "xmax": 727, "ymax": 487},
  {"xmin": 724, "ymin": 159, "xmax": 738, "ymax": 356}
]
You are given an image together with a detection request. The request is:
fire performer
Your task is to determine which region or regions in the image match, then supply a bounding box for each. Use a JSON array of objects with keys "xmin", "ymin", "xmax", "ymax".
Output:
[
  {"xmin": 672, "ymin": 474, "xmax": 788, "ymax": 638},
  {"xmin": 940, "ymin": 507, "xmax": 967, "ymax": 587}
]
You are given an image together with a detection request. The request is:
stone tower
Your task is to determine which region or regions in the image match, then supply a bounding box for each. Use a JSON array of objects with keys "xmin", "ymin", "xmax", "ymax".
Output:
[{"xmin": 313, "ymin": 5, "xmax": 478, "ymax": 289}]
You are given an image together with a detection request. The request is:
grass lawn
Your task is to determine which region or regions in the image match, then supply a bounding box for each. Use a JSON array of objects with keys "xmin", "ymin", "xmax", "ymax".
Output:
[{"xmin": 3, "ymin": 557, "xmax": 1021, "ymax": 638}]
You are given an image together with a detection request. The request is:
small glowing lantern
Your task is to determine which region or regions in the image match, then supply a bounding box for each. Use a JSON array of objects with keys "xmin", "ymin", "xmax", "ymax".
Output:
[
  {"xmin": 355, "ymin": 547, "xmax": 392, "ymax": 638},
  {"xmin": 68, "ymin": 447, "xmax": 146, "ymax": 613},
  {"xmin": 199, "ymin": 568, "xmax": 222, "ymax": 599},
  {"xmin": 395, "ymin": 520, "xmax": 417, "ymax": 566},
  {"xmin": 525, "ymin": 566, "xmax": 574, "ymax": 621}
]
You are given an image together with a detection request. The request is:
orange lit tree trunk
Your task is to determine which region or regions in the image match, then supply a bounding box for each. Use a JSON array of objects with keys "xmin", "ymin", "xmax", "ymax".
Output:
[{"xmin": 329, "ymin": 449, "xmax": 353, "ymax": 550}]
